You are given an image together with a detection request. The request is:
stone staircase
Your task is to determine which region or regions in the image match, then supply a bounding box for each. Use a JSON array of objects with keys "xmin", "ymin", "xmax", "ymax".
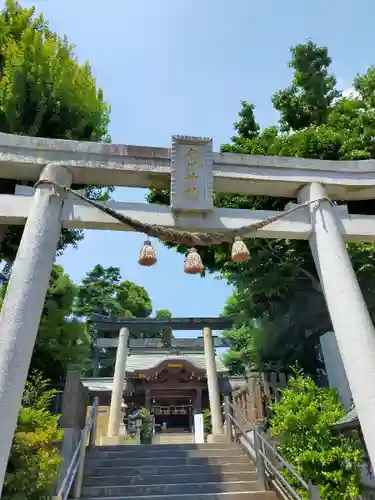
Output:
[
  {"xmin": 152, "ymin": 433, "xmax": 195, "ymax": 445},
  {"xmin": 81, "ymin": 442, "xmax": 277, "ymax": 499}
]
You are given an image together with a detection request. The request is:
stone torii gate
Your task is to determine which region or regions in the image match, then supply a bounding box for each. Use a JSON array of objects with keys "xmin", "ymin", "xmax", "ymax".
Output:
[
  {"xmin": 1, "ymin": 133, "xmax": 375, "ymax": 491},
  {"xmin": 91, "ymin": 314, "xmax": 234, "ymax": 443}
]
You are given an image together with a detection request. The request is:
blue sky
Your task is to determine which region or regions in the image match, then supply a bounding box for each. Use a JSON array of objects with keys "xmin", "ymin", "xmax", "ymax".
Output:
[{"xmin": 15, "ymin": 0, "xmax": 375, "ymax": 332}]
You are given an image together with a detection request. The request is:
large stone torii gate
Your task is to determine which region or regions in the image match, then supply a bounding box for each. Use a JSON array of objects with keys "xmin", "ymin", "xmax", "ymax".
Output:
[{"xmin": 1, "ymin": 134, "xmax": 375, "ymax": 489}]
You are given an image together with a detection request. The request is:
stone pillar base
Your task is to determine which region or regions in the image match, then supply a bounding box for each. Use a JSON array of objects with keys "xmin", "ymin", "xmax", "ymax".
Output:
[{"xmin": 207, "ymin": 433, "xmax": 227, "ymax": 444}]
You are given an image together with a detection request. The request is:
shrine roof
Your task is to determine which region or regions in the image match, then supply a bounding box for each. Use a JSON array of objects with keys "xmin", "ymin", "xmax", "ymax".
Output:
[
  {"xmin": 81, "ymin": 377, "xmax": 134, "ymax": 393},
  {"xmin": 331, "ymin": 407, "xmax": 358, "ymax": 430},
  {"xmin": 125, "ymin": 353, "xmax": 227, "ymax": 373},
  {"xmin": 81, "ymin": 375, "xmax": 245, "ymax": 393}
]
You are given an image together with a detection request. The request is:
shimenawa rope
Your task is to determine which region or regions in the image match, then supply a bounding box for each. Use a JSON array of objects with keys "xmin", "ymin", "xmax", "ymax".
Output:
[{"xmin": 34, "ymin": 179, "xmax": 331, "ymax": 247}]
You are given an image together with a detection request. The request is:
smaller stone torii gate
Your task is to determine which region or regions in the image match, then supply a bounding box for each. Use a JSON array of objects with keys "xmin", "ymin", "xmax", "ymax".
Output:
[
  {"xmin": 91, "ymin": 314, "xmax": 234, "ymax": 443},
  {"xmin": 1, "ymin": 134, "xmax": 375, "ymax": 491}
]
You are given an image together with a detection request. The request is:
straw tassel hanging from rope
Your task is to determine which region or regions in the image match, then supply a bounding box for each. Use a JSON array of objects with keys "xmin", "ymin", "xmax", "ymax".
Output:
[
  {"xmin": 231, "ymin": 237, "xmax": 250, "ymax": 263},
  {"xmin": 139, "ymin": 239, "xmax": 157, "ymax": 266},
  {"xmin": 184, "ymin": 248, "xmax": 204, "ymax": 274}
]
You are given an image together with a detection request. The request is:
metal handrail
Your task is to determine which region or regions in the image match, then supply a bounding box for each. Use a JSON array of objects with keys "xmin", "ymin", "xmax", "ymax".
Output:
[
  {"xmin": 225, "ymin": 400, "xmax": 320, "ymax": 500},
  {"xmin": 256, "ymin": 429, "xmax": 309, "ymax": 490},
  {"xmin": 53, "ymin": 396, "xmax": 99, "ymax": 500},
  {"xmin": 259, "ymin": 449, "xmax": 302, "ymax": 500}
]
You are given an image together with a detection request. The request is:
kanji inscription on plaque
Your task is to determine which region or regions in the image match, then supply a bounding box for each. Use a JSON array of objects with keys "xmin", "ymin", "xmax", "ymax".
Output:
[{"xmin": 170, "ymin": 135, "xmax": 213, "ymax": 212}]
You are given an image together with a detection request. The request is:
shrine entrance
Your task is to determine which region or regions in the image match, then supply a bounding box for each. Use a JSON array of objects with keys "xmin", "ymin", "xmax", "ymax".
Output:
[
  {"xmin": 127, "ymin": 357, "xmax": 209, "ymax": 435},
  {"xmin": 151, "ymin": 398, "xmax": 193, "ymax": 433},
  {"xmin": 2, "ymin": 132, "xmax": 375, "ymax": 490}
]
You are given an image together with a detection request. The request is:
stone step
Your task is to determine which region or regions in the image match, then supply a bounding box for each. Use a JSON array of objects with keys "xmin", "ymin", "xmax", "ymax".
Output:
[
  {"xmin": 154, "ymin": 439, "xmax": 196, "ymax": 445},
  {"xmin": 87, "ymin": 448, "xmax": 245, "ymax": 460},
  {"xmin": 82, "ymin": 491, "xmax": 277, "ymax": 500},
  {"xmin": 84, "ymin": 471, "xmax": 257, "ymax": 487},
  {"xmin": 153, "ymin": 435, "xmax": 195, "ymax": 445},
  {"xmin": 85, "ymin": 455, "xmax": 249, "ymax": 469},
  {"xmin": 82, "ymin": 480, "xmax": 261, "ymax": 498},
  {"xmin": 82, "ymin": 491, "xmax": 278, "ymax": 500},
  {"xmin": 85, "ymin": 462, "xmax": 255, "ymax": 477},
  {"xmin": 94, "ymin": 443, "xmax": 238, "ymax": 452}
]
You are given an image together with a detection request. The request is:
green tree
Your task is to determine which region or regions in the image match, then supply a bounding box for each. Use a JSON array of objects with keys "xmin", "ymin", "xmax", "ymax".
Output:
[
  {"xmin": 74, "ymin": 264, "xmax": 153, "ymax": 321},
  {"xmin": 222, "ymin": 322, "xmax": 275, "ymax": 375},
  {"xmin": 155, "ymin": 309, "xmax": 172, "ymax": 318},
  {"xmin": 74, "ymin": 265, "xmax": 124, "ymax": 320},
  {"xmin": 0, "ymin": 264, "xmax": 91, "ymax": 382},
  {"xmin": 270, "ymin": 369, "xmax": 362, "ymax": 499},
  {"xmin": 232, "ymin": 101, "xmax": 259, "ymax": 141},
  {"xmin": 148, "ymin": 39, "xmax": 375, "ymax": 375},
  {"xmin": 3, "ymin": 372, "xmax": 63, "ymax": 500},
  {"xmin": 272, "ymin": 40, "xmax": 340, "ymax": 131},
  {"xmin": 154, "ymin": 309, "xmax": 173, "ymax": 344},
  {"xmin": 117, "ymin": 281, "xmax": 153, "ymax": 319},
  {"xmin": 74, "ymin": 264, "xmax": 154, "ymax": 375},
  {"xmin": 0, "ymin": 0, "xmax": 111, "ymax": 263},
  {"xmin": 30, "ymin": 265, "xmax": 91, "ymax": 382}
]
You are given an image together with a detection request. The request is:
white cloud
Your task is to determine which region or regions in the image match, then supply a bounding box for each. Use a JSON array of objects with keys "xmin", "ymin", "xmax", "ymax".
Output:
[
  {"xmin": 336, "ymin": 78, "xmax": 360, "ymax": 100},
  {"xmin": 341, "ymin": 87, "xmax": 360, "ymax": 99}
]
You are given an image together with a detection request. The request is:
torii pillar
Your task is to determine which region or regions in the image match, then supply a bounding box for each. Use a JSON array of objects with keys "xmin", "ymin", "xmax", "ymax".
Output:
[
  {"xmin": 107, "ymin": 328, "xmax": 129, "ymax": 439},
  {"xmin": 203, "ymin": 326, "xmax": 225, "ymax": 441},
  {"xmin": 0, "ymin": 164, "xmax": 72, "ymax": 497},
  {"xmin": 298, "ymin": 182, "xmax": 375, "ymax": 471}
]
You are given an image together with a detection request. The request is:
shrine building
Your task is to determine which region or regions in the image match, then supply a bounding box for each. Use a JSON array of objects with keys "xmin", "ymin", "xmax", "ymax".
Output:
[{"xmin": 82, "ymin": 315, "xmax": 247, "ymax": 436}]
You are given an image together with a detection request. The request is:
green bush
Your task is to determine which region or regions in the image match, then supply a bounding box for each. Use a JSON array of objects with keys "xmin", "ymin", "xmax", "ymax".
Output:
[
  {"xmin": 270, "ymin": 367, "xmax": 362, "ymax": 499},
  {"xmin": 3, "ymin": 372, "xmax": 63, "ymax": 500},
  {"xmin": 203, "ymin": 408, "xmax": 212, "ymax": 436},
  {"xmin": 139, "ymin": 407, "xmax": 153, "ymax": 444}
]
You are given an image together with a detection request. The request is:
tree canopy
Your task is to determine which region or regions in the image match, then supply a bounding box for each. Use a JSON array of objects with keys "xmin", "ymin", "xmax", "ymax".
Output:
[
  {"xmin": 74, "ymin": 264, "xmax": 173, "ymax": 375},
  {"xmin": 74, "ymin": 264, "xmax": 153, "ymax": 321},
  {"xmin": 31, "ymin": 265, "xmax": 92, "ymax": 382},
  {"xmin": 0, "ymin": 262, "xmax": 169, "ymax": 381},
  {"xmin": 0, "ymin": 0, "xmax": 111, "ymax": 262},
  {"xmin": 0, "ymin": 264, "xmax": 91, "ymax": 383},
  {"xmin": 155, "ymin": 310, "xmax": 173, "ymax": 318},
  {"xmin": 148, "ymin": 39, "xmax": 375, "ymax": 375}
]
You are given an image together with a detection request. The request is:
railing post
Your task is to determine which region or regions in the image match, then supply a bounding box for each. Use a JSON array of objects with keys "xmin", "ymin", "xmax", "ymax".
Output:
[
  {"xmin": 253, "ymin": 426, "xmax": 267, "ymax": 490},
  {"xmin": 224, "ymin": 396, "xmax": 233, "ymax": 442},
  {"xmin": 308, "ymin": 481, "xmax": 321, "ymax": 499},
  {"xmin": 71, "ymin": 427, "xmax": 88, "ymax": 499},
  {"xmin": 88, "ymin": 397, "xmax": 99, "ymax": 449}
]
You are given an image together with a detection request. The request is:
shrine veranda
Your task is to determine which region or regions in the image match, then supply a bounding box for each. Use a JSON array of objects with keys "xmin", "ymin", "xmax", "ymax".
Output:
[{"xmin": 1, "ymin": 132, "xmax": 375, "ymax": 488}]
